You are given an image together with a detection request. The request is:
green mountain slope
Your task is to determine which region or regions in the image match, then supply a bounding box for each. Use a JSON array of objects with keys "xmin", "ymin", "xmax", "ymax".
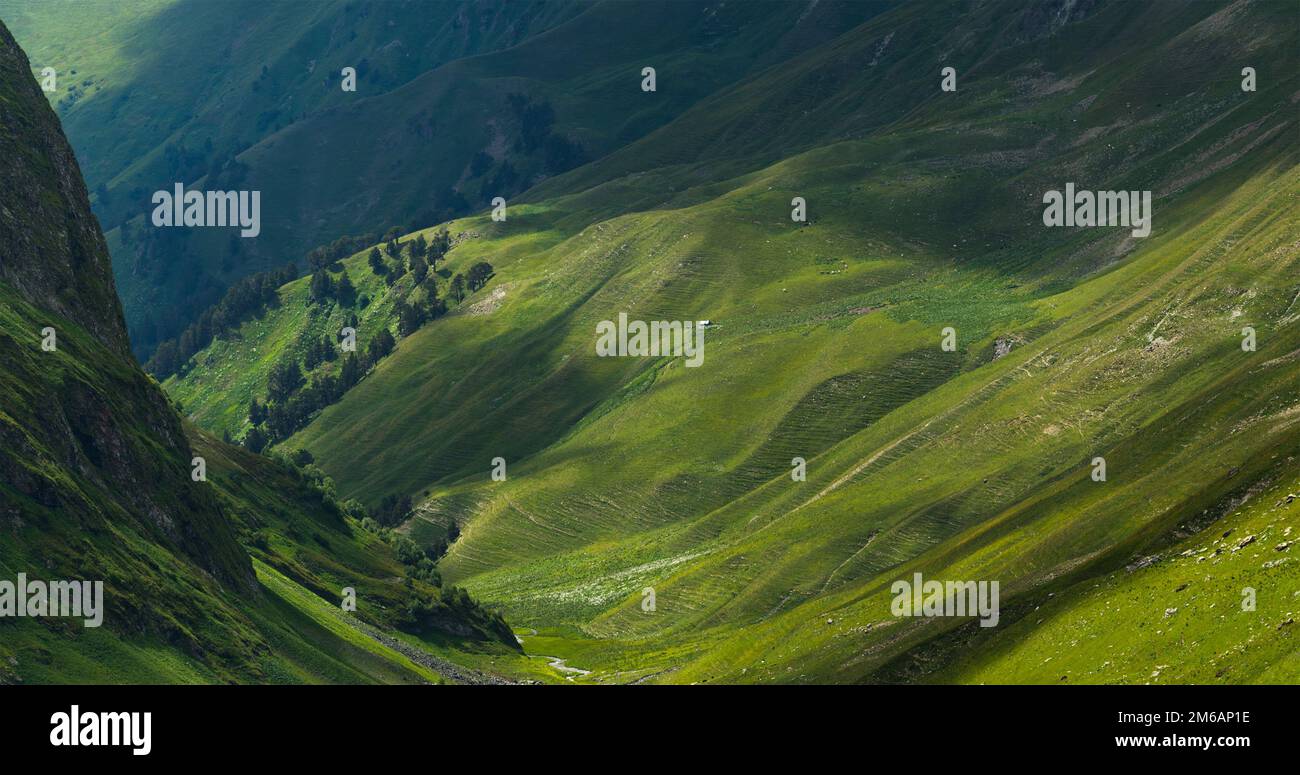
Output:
[
  {"xmin": 940, "ymin": 466, "xmax": 1300, "ymax": 685},
  {"xmin": 0, "ymin": 0, "xmax": 586, "ymax": 357},
  {"xmin": 168, "ymin": 0, "xmax": 1298, "ymax": 683},
  {"xmin": 1, "ymin": 0, "xmax": 892, "ymax": 361},
  {"xmin": 0, "ymin": 21, "xmax": 520, "ymax": 684}
]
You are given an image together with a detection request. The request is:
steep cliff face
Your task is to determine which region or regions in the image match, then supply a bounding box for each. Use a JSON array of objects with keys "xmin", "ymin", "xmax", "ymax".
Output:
[
  {"xmin": 0, "ymin": 18, "xmax": 254, "ymax": 629},
  {"xmin": 0, "ymin": 22, "xmax": 129, "ymax": 356}
]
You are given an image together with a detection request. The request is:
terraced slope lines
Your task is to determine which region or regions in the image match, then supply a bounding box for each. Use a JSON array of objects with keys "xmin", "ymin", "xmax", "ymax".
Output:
[{"xmin": 45, "ymin": 0, "xmax": 1300, "ymax": 684}]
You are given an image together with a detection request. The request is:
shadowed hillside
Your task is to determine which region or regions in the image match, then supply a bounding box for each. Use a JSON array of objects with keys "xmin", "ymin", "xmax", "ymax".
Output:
[
  {"xmin": 152, "ymin": 0, "xmax": 1300, "ymax": 683},
  {"xmin": 2, "ymin": 0, "xmax": 894, "ymax": 360},
  {"xmin": 0, "ymin": 20, "xmax": 522, "ymax": 683}
]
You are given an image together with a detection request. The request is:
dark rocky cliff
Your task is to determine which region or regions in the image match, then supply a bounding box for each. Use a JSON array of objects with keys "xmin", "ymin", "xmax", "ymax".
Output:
[
  {"xmin": 0, "ymin": 22, "xmax": 130, "ymax": 356},
  {"xmin": 0, "ymin": 19, "xmax": 254, "ymax": 595}
]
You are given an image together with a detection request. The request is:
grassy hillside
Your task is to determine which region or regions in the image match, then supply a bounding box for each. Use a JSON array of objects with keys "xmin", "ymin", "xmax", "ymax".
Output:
[
  {"xmin": 163, "ymin": 226, "xmax": 485, "ymax": 440},
  {"xmin": 1, "ymin": 19, "xmax": 528, "ymax": 684},
  {"xmin": 167, "ymin": 0, "xmax": 1298, "ymax": 683},
  {"xmin": 0, "ymin": 0, "xmax": 585, "ymax": 356},
  {"xmin": 1, "ymin": 0, "xmax": 585, "ymax": 191},
  {"xmin": 1, "ymin": 0, "xmax": 891, "ymax": 360},
  {"xmin": 0, "ymin": 265, "xmax": 523, "ymax": 682},
  {"xmin": 940, "ymin": 467, "xmax": 1300, "ymax": 685},
  {"xmin": 1, "ymin": 246, "xmax": 525, "ymax": 684}
]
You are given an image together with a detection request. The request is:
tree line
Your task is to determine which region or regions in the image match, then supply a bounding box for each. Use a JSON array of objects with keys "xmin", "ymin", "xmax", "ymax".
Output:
[
  {"xmin": 146, "ymin": 263, "xmax": 296, "ymax": 378},
  {"xmin": 145, "ymin": 227, "xmax": 414, "ymax": 377},
  {"xmin": 277, "ymin": 451, "xmax": 514, "ymax": 646},
  {"xmin": 243, "ymin": 252, "xmax": 493, "ymax": 451},
  {"xmin": 242, "ymin": 326, "xmax": 395, "ymax": 452}
]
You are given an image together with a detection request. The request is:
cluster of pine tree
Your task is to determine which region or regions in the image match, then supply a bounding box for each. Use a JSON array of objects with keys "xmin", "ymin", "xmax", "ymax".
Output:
[
  {"xmin": 308, "ymin": 268, "xmax": 356, "ymax": 306},
  {"xmin": 243, "ymin": 327, "xmax": 394, "ymax": 452},
  {"xmin": 466, "ymin": 261, "xmax": 494, "ymax": 291},
  {"xmin": 396, "ymin": 290, "xmax": 447, "ymax": 336},
  {"xmin": 241, "ymin": 232, "xmax": 492, "ymax": 452},
  {"xmin": 277, "ymin": 453, "xmax": 512, "ymax": 646},
  {"xmin": 305, "ymin": 231, "xmax": 380, "ymax": 272},
  {"xmin": 302, "ymin": 334, "xmax": 339, "ymax": 371},
  {"xmin": 354, "ymin": 510, "xmax": 509, "ymax": 642},
  {"xmin": 373, "ymin": 493, "xmax": 413, "ymax": 528},
  {"xmin": 370, "ymin": 227, "xmax": 453, "ymax": 283},
  {"xmin": 146, "ymin": 263, "xmax": 296, "ymax": 378}
]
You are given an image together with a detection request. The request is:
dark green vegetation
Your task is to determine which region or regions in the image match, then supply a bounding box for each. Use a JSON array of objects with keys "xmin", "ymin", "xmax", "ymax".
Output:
[
  {"xmin": 0, "ymin": 21, "xmax": 518, "ymax": 684},
  {"xmin": 168, "ymin": 0, "xmax": 1299, "ymax": 684},
  {"xmin": 164, "ymin": 224, "xmax": 499, "ymax": 453},
  {"xmin": 2, "ymin": 0, "xmax": 892, "ymax": 361},
  {"xmin": 5, "ymin": 0, "xmax": 1298, "ymax": 684}
]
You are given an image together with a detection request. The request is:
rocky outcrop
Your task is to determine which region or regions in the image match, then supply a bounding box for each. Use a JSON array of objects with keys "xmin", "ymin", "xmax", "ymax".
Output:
[
  {"xmin": 0, "ymin": 22, "xmax": 129, "ymax": 356},
  {"xmin": 0, "ymin": 20, "xmax": 254, "ymax": 594}
]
